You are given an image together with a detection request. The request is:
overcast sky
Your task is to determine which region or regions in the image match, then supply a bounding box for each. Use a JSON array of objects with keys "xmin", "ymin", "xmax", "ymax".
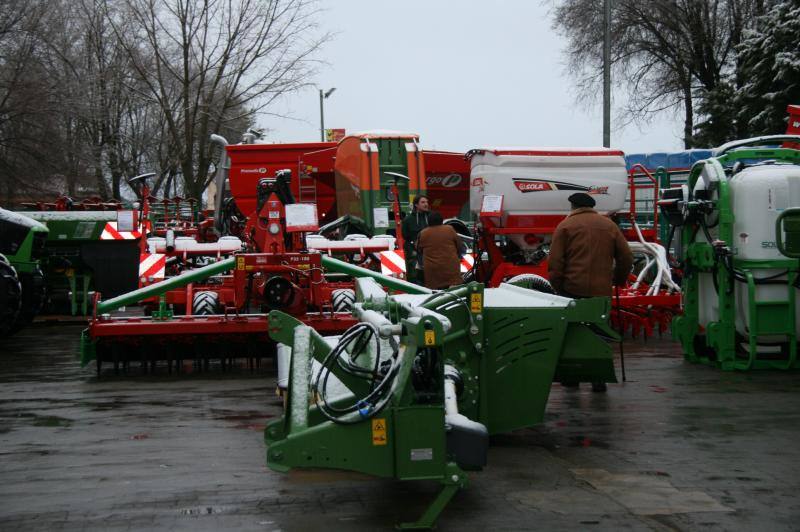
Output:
[{"xmin": 261, "ymin": 0, "xmax": 686, "ymax": 155}]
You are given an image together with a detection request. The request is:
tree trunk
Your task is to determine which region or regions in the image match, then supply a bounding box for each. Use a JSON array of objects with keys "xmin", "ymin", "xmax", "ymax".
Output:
[{"xmin": 92, "ymin": 145, "xmax": 110, "ymax": 199}]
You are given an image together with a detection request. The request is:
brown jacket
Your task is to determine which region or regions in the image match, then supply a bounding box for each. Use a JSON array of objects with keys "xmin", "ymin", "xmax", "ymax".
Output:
[
  {"xmin": 548, "ymin": 208, "xmax": 633, "ymax": 297},
  {"xmin": 417, "ymin": 225, "xmax": 465, "ymax": 290}
]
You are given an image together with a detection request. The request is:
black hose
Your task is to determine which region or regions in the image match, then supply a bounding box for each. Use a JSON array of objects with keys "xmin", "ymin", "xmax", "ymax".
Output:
[{"xmin": 314, "ymin": 322, "xmax": 400, "ymax": 425}]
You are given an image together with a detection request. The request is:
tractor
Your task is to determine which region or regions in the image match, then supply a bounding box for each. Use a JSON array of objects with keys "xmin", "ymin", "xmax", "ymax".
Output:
[{"xmin": 0, "ymin": 208, "xmax": 48, "ymax": 335}]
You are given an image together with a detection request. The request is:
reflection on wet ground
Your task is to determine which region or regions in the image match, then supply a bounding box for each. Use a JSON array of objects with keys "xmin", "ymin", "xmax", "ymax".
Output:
[{"xmin": 1, "ymin": 323, "xmax": 800, "ymax": 530}]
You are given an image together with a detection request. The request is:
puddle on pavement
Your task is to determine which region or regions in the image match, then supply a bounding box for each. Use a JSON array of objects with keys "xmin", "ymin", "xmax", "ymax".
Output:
[
  {"xmin": 211, "ymin": 409, "xmax": 271, "ymax": 421},
  {"xmin": 569, "ymin": 435, "xmax": 610, "ymax": 449},
  {"xmin": 233, "ymin": 423, "xmax": 267, "ymax": 431},
  {"xmin": 31, "ymin": 415, "xmax": 73, "ymax": 427},
  {"xmin": 210, "ymin": 409, "xmax": 273, "ymax": 430}
]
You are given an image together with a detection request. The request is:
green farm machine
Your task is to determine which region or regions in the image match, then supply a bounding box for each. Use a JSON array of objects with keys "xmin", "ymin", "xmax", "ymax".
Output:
[
  {"xmin": 0, "ymin": 208, "xmax": 48, "ymax": 335},
  {"xmin": 661, "ymin": 135, "xmax": 800, "ymax": 370},
  {"xmin": 266, "ymin": 277, "xmax": 617, "ymax": 528},
  {"xmin": 20, "ymin": 210, "xmax": 141, "ymax": 316}
]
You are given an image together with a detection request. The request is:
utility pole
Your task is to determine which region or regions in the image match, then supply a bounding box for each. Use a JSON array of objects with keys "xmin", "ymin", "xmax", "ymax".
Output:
[
  {"xmin": 603, "ymin": 0, "xmax": 611, "ymax": 148},
  {"xmin": 319, "ymin": 87, "xmax": 336, "ymax": 141}
]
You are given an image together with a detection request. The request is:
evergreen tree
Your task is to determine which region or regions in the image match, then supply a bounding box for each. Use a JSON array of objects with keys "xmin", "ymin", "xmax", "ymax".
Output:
[
  {"xmin": 736, "ymin": 1, "xmax": 800, "ymax": 136},
  {"xmin": 693, "ymin": 82, "xmax": 742, "ymax": 147}
]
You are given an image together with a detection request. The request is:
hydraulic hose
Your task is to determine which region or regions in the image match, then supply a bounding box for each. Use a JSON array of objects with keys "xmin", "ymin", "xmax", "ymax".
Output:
[{"xmin": 314, "ymin": 322, "xmax": 400, "ymax": 425}]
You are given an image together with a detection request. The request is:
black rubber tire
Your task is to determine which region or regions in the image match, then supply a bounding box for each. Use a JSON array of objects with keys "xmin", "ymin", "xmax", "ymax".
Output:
[
  {"xmin": 192, "ymin": 291, "xmax": 220, "ymax": 315},
  {"xmin": 10, "ymin": 267, "xmax": 46, "ymax": 333},
  {"xmin": 507, "ymin": 273, "xmax": 555, "ymax": 294},
  {"xmin": 331, "ymin": 288, "xmax": 355, "ymax": 312},
  {"xmin": 0, "ymin": 258, "xmax": 21, "ymax": 335},
  {"xmin": 444, "ymin": 218, "xmax": 471, "ymax": 238}
]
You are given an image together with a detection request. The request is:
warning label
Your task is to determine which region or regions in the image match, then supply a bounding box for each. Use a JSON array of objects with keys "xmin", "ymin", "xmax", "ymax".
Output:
[
  {"xmin": 424, "ymin": 330, "xmax": 436, "ymax": 346},
  {"xmin": 372, "ymin": 418, "xmax": 387, "ymax": 446},
  {"xmin": 470, "ymin": 293, "xmax": 483, "ymax": 313}
]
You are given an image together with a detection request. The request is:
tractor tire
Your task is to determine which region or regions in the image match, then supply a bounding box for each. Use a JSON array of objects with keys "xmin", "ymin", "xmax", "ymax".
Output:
[
  {"xmin": 10, "ymin": 267, "xmax": 46, "ymax": 333},
  {"xmin": 0, "ymin": 258, "xmax": 22, "ymax": 336},
  {"xmin": 192, "ymin": 291, "xmax": 221, "ymax": 316},
  {"xmin": 331, "ymin": 289, "xmax": 355, "ymax": 313},
  {"xmin": 507, "ymin": 273, "xmax": 555, "ymax": 294}
]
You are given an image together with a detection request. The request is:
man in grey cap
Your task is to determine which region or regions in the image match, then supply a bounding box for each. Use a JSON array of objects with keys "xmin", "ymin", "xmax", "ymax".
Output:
[{"xmin": 548, "ymin": 192, "xmax": 633, "ymax": 392}]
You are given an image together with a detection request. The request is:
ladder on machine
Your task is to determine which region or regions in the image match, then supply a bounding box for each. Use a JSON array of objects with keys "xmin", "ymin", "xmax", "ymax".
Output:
[{"xmin": 297, "ymin": 164, "xmax": 317, "ymax": 204}]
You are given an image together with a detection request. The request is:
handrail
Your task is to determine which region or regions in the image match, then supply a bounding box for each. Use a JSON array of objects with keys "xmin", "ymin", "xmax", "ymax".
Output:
[{"xmin": 626, "ymin": 164, "xmax": 660, "ymax": 239}]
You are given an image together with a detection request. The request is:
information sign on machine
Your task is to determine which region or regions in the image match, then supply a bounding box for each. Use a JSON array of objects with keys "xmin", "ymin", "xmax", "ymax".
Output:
[{"xmin": 285, "ymin": 203, "xmax": 319, "ymax": 232}]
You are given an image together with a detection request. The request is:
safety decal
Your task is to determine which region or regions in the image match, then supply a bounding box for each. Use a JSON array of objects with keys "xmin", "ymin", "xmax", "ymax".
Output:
[{"xmin": 372, "ymin": 418, "xmax": 387, "ymax": 446}]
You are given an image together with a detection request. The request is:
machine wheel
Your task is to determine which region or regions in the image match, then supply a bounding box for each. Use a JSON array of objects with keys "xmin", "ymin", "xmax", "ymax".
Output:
[
  {"xmin": 0, "ymin": 258, "xmax": 22, "ymax": 335},
  {"xmin": 192, "ymin": 291, "xmax": 220, "ymax": 315},
  {"xmin": 444, "ymin": 218, "xmax": 471, "ymax": 238},
  {"xmin": 507, "ymin": 273, "xmax": 555, "ymax": 294},
  {"xmin": 331, "ymin": 289, "xmax": 355, "ymax": 312},
  {"xmin": 10, "ymin": 267, "xmax": 46, "ymax": 333}
]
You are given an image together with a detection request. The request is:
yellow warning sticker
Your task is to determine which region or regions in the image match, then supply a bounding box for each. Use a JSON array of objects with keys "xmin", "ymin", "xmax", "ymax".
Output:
[
  {"xmin": 372, "ymin": 418, "xmax": 387, "ymax": 445},
  {"xmin": 470, "ymin": 293, "xmax": 482, "ymax": 313},
  {"xmin": 236, "ymin": 256, "xmax": 246, "ymax": 270},
  {"xmin": 424, "ymin": 330, "xmax": 436, "ymax": 346}
]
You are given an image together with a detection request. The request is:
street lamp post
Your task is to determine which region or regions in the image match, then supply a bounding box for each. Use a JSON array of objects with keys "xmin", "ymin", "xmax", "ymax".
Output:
[
  {"xmin": 602, "ymin": 0, "xmax": 611, "ymax": 148},
  {"xmin": 319, "ymin": 87, "xmax": 336, "ymax": 141}
]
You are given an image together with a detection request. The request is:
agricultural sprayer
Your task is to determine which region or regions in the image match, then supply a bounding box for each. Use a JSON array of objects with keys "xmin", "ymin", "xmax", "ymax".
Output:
[{"xmin": 661, "ymin": 134, "xmax": 800, "ymax": 370}]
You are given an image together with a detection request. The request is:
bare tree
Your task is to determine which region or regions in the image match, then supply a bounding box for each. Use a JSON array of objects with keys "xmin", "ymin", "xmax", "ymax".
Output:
[
  {"xmin": 40, "ymin": 0, "xmax": 160, "ymax": 199},
  {"xmin": 109, "ymin": 0, "xmax": 329, "ymax": 200},
  {"xmin": 552, "ymin": 0, "xmax": 768, "ymax": 148},
  {"xmin": 0, "ymin": 0, "xmax": 53, "ymax": 201}
]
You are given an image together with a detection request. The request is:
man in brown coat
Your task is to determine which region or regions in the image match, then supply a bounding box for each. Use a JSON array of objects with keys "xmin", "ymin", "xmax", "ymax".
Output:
[
  {"xmin": 548, "ymin": 192, "xmax": 633, "ymax": 393},
  {"xmin": 548, "ymin": 193, "xmax": 633, "ymax": 298},
  {"xmin": 416, "ymin": 211, "xmax": 465, "ymax": 289}
]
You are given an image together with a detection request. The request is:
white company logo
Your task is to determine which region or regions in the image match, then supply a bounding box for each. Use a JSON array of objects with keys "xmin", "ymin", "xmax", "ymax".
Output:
[
  {"xmin": 426, "ymin": 173, "xmax": 463, "ymax": 188},
  {"xmin": 240, "ymin": 167, "xmax": 268, "ymax": 174}
]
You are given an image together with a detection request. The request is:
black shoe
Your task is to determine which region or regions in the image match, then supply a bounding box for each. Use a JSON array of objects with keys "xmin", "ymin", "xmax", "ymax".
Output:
[
  {"xmin": 561, "ymin": 381, "xmax": 580, "ymax": 389},
  {"xmin": 591, "ymin": 382, "xmax": 607, "ymax": 393}
]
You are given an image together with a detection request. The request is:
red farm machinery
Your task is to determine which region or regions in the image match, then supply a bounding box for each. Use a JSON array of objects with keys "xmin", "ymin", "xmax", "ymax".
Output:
[
  {"xmin": 80, "ymin": 158, "xmax": 431, "ymax": 374},
  {"xmin": 464, "ymin": 147, "xmax": 681, "ymax": 338}
]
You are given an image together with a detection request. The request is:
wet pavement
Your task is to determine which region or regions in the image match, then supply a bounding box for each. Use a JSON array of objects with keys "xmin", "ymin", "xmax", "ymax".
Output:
[{"xmin": 1, "ymin": 323, "xmax": 800, "ymax": 531}]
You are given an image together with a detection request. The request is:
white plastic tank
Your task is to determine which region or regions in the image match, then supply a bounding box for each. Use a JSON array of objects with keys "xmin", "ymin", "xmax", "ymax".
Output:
[
  {"xmin": 468, "ymin": 147, "xmax": 628, "ymax": 252},
  {"xmin": 469, "ymin": 147, "xmax": 628, "ymax": 216},
  {"xmin": 695, "ymin": 161, "xmax": 800, "ymax": 339}
]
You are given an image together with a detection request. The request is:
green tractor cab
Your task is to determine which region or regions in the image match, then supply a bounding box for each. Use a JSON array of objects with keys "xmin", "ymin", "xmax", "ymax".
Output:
[{"xmin": 0, "ymin": 208, "xmax": 48, "ymax": 335}]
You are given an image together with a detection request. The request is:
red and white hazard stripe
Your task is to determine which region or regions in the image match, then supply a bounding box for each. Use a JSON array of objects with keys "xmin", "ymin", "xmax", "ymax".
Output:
[
  {"xmin": 379, "ymin": 250, "xmax": 406, "ymax": 277},
  {"xmin": 379, "ymin": 250, "xmax": 475, "ymax": 277},
  {"xmin": 138, "ymin": 253, "xmax": 166, "ymax": 284},
  {"xmin": 460, "ymin": 254, "xmax": 474, "ymax": 272},
  {"xmin": 100, "ymin": 222, "xmax": 142, "ymax": 240}
]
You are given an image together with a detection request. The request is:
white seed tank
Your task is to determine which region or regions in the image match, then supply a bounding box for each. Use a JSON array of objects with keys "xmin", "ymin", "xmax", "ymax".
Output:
[
  {"xmin": 469, "ymin": 147, "xmax": 628, "ymax": 216},
  {"xmin": 468, "ymin": 147, "xmax": 628, "ymax": 250},
  {"xmin": 694, "ymin": 161, "xmax": 800, "ymax": 338}
]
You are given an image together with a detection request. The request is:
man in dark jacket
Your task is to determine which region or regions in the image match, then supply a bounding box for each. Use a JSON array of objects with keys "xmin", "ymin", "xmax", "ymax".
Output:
[
  {"xmin": 400, "ymin": 195, "xmax": 430, "ymax": 284},
  {"xmin": 548, "ymin": 192, "xmax": 633, "ymax": 392}
]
